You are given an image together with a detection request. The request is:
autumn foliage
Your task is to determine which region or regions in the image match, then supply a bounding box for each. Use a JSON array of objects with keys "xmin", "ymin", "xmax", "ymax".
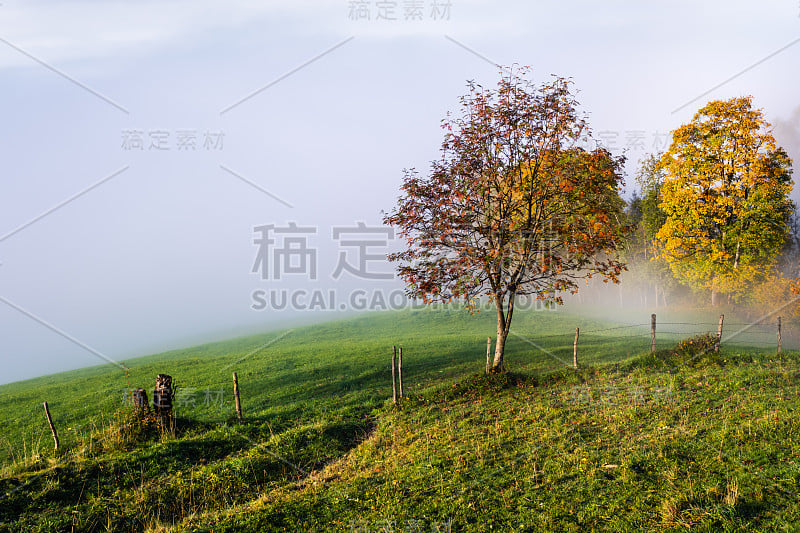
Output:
[
  {"xmin": 656, "ymin": 97, "xmax": 794, "ymax": 305},
  {"xmin": 384, "ymin": 69, "xmax": 629, "ymax": 371}
]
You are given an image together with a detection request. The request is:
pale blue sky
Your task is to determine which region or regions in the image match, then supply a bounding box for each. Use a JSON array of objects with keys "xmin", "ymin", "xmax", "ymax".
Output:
[{"xmin": 0, "ymin": 0, "xmax": 798, "ymax": 383}]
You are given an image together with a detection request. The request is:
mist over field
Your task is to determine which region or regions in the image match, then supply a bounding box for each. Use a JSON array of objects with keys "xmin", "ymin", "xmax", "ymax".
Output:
[{"xmin": 0, "ymin": 2, "xmax": 798, "ymax": 379}]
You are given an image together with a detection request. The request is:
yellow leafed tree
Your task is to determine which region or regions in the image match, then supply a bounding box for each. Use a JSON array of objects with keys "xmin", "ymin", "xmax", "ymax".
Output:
[{"xmin": 656, "ymin": 97, "xmax": 794, "ymax": 305}]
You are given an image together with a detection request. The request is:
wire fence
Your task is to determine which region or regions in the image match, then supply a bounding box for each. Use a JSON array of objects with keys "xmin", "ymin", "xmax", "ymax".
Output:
[
  {"xmin": 1, "ymin": 313, "xmax": 793, "ymax": 468},
  {"xmin": 500, "ymin": 313, "xmax": 795, "ymax": 378}
]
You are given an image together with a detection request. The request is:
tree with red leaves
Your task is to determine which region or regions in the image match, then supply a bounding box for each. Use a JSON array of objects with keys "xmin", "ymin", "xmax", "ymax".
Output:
[{"xmin": 384, "ymin": 69, "xmax": 629, "ymax": 372}]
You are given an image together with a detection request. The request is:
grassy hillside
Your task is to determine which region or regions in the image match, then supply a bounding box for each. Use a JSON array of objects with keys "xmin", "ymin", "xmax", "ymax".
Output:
[
  {"xmin": 1, "ymin": 306, "xmax": 797, "ymax": 531},
  {"xmin": 0, "ymin": 305, "xmax": 676, "ymax": 466}
]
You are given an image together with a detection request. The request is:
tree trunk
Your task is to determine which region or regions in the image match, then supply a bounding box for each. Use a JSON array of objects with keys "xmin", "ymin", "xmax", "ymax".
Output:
[
  {"xmin": 492, "ymin": 327, "xmax": 507, "ymax": 372},
  {"xmin": 711, "ymin": 288, "xmax": 720, "ymax": 307},
  {"xmin": 490, "ymin": 293, "xmax": 515, "ymax": 372}
]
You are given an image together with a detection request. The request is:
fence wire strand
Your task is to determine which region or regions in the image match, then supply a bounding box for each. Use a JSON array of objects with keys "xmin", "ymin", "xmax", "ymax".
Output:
[{"xmin": 2, "ymin": 314, "xmax": 792, "ymax": 468}]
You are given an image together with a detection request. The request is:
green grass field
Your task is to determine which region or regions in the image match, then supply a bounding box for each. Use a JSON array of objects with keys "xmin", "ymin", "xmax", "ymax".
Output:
[{"xmin": 1, "ymin": 305, "xmax": 799, "ymax": 531}]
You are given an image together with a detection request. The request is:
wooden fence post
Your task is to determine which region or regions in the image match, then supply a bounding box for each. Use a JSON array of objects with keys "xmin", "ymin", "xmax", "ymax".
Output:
[
  {"xmin": 232, "ymin": 372, "xmax": 242, "ymax": 419},
  {"xmin": 650, "ymin": 314, "xmax": 656, "ymax": 353},
  {"xmin": 485, "ymin": 337, "xmax": 492, "ymax": 374},
  {"xmin": 398, "ymin": 347, "xmax": 404, "ymax": 398},
  {"xmin": 716, "ymin": 315, "xmax": 724, "ymax": 353},
  {"xmin": 573, "ymin": 327, "xmax": 579, "ymax": 369},
  {"xmin": 777, "ymin": 316, "xmax": 783, "ymax": 355},
  {"xmin": 154, "ymin": 374, "xmax": 173, "ymax": 416},
  {"xmin": 43, "ymin": 402, "xmax": 59, "ymax": 451},
  {"xmin": 131, "ymin": 388, "xmax": 149, "ymax": 414},
  {"xmin": 391, "ymin": 346, "xmax": 397, "ymax": 404}
]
